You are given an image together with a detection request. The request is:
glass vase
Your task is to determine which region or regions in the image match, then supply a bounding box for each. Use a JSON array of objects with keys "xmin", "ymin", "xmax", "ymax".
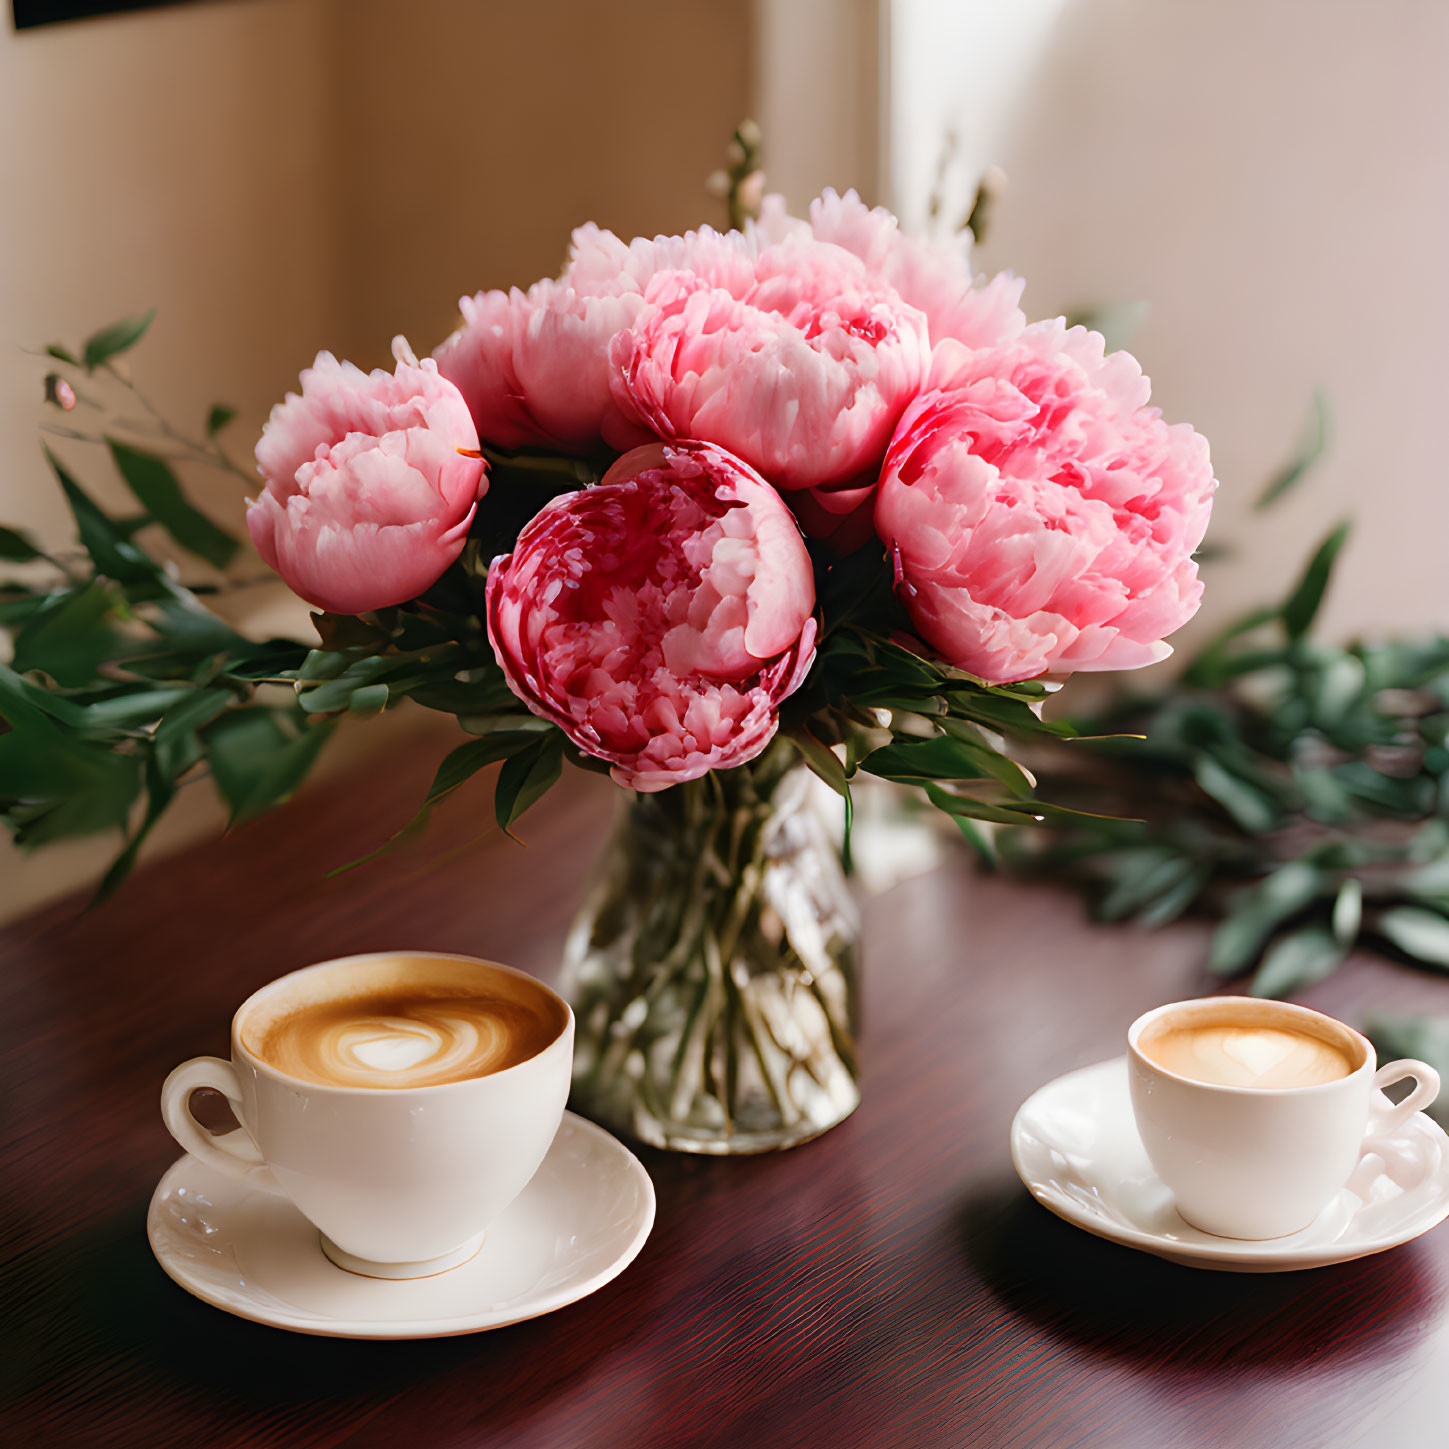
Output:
[{"xmin": 562, "ymin": 743, "xmax": 861, "ymax": 1154}]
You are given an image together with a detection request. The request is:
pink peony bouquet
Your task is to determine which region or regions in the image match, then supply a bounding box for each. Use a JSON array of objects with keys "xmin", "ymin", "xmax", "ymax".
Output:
[
  {"xmin": 4, "ymin": 153, "xmax": 1214, "ymax": 888},
  {"xmin": 242, "ymin": 183, "xmax": 1213, "ymax": 826}
]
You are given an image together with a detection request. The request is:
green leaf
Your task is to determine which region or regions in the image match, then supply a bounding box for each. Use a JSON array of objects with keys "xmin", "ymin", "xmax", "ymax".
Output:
[
  {"xmin": 45, "ymin": 343, "xmax": 80, "ymax": 365},
  {"xmin": 0, "ymin": 660, "xmax": 89, "ymax": 730},
  {"xmin": 947, "ymin": 688, "xmax": 1077, "ymax": 739},
  {"xmin": 1331, "ymin": 877, "xmax": 1363, "ymax": 946},
  {"xmin": 203, "ymin": 710, "xmax": 336, "ymax": 823},
  {"xmin": 73, "ymin": 687, "xmax": 194, "ymax": 733},
  {"xmin": 1377, "ymin": 907, "xmax": 1449, "ymax": 970},
  {"xmin": 0, "ymin": 664, "xmax": 144, "ymax": 845},
  {"xmin": 152, "ymin": 687, "xmax": 232, "ymax": 749},
  {"xmin": 44, "ymin": 447, "xmax": 161, "ymax": 586},
  {"xmin": 1137, "ymin": 862, "xmax": 1213, "ymax": 928},
  {"xmin": 0, "ymin": 526, "xmax": 41, "ymax": 562},
  {"xmin": 141, "ymin": 585, "xmax": 254, "ymax": 657},
  {"xmin": 106, "ymin": 439, "xmax": 239, "ymax": 570},
  {"xmin": 299, "ymin": 648, "xmax": 351, "ymax": 683},
  {"xmin": 348, "ymin": 683, "xmax": 390, "ymax": 717},
  {"xmin": 1248, "ymin": 925, "xmax": 1348, "ymax": 997},
  {"xmin": 865, "ymin": 734, "xmax": 1003, "ymax": 784},
  {"xmin": 1193, "ymin": 755, "xmax": 1282, "ymax": 833},
  {"xmin": 206, "ymin": 404, "xmax": 237, "ymax": 438},
  {"xmin": 1255, "ymin": 388, "xmax": 1330, "ymax": 510},
  {"xmin": 91, "ymin": 752, "xmax": 175, "ymax": 907},
  {"xmin": 1208, "ymin": 861, "xmax": 1324, "ymax": 975},
  {"xmin": 946, "ymin": 812, "xmax": 996, "ymax": 865},
  {"xmin": 410, "ymin": 678, "xmax": 521, "ymax": 719},
  {"xmin": 200, "ymin": 709, "xmax": 284, "ymax": 814},
  {"xmin": 936, "ymin": 718, "xmax": 1036, "ymax": 797},
  {"xmin": 1280, "ymin": 521, "xmax": 1351, "ymax": 640},
  {"xmin": 2, "ymin": 748, "xmax": 141, "ymax": 847},
  {"xmin": 1402, "ymin": 853, "xmax": 1449, "ymax": 902},
  {"xmin": 494, "ymin": 731, "xmax": 564, "ymax": 831},
  {"xmin": 1096, "ymin": 849, "xmax": 1193, "ymax": 923},
  {"xmin": 786, "ymin": 729, "xmax": 849, "ymax": 795},
  {"xmin": 83, "ymin": 308, "xmax": 156, "ymax": 370},
  {"xmin": 8, "ymin": 579, "xmax": 121, "ymax": 685},
  {"xmin": 426, "ymin": 733, "xmax": 545, "ymax": 807},
  {"xmin": 294, "ymin": 647, "xmax": 461, "ymax": 715},
  {"xmin": 923, "ymin": 782, "xmax": 1040, "ymax": 827},
  {"xmin": 232, "ymin": 718, "xmax": 336, "ymax": 823}
]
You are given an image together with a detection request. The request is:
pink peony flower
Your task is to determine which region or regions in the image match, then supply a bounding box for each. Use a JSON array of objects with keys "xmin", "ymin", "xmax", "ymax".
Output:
[
  {"xmin": 876, "ymin": 323, "xmax": 1216, "ymax": 684},
  {"xmin": 760, "ymin": 188, "xmax": 1026, "ymax": 353},
  {"xmin": 432, "ymin": 279, "xmax": 650, "ymax": 455},
  {"xmin": 485, "ymin": 440, "xmax": 817, "ymax": 791},
  {"xmin": 609, "ymin": 238, "xmax": 930, "ymax": 496},
  {"xmin": 249, "ymin": 346, "xmax": 487, "ymax": 614},
  {"xmin": 433, "ymin": 223, "xmax": 754, "ymax": 455}
]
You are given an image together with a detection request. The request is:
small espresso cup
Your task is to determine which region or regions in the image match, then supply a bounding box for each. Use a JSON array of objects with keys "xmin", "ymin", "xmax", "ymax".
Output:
[
  {"xmin": 160, "ymin": 952, "xmax": 574, "ymax": 1278},
  {"xmin": 1127, "ymin": 996, "xmax": 1440, "ymax": 1239}
]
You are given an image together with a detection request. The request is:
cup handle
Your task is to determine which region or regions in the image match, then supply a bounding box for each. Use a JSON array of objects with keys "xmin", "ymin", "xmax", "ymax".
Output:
[
  {"xmin": 161, "ymin": 1056, "xmax": 279, "ymax": 1190},
  {"xmin": 1372, "ymin": 1058, "xmax": 1442, "ymax": 1133}
]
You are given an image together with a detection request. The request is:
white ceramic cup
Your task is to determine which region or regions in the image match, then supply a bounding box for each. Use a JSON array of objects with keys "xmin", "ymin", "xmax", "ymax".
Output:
[
  {"xmin": 160, "ymin": 951, "xmax": 574, "ymax": 1278},
  {"xmin": 1127, "ymin": 996, "xmax": 1440, "ymax": 1240}
]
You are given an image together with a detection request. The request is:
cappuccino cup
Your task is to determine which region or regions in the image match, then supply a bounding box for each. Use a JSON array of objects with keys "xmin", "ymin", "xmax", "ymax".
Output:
[
  {"xmin": 1128, "ymin": 996, "xmax": 1440, "ymax": 1239},
  {"xmin": 161, "ymin": 952, "xmax": 573, "ymax": 1278}
]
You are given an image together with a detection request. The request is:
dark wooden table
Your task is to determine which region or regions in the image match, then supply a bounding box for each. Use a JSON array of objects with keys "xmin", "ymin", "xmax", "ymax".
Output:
[{"xmin": 6, "ymin": 727, "xmax": 1449, "ymax": 1449}]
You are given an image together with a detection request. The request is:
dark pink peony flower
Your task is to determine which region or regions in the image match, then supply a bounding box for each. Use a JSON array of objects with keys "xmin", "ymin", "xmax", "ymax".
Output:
[
  {"xmin": 249, "ymin": 347, "xmax": 487, "ymax": 614},
  {"xmin": 485, "ymin": 440, "xmax": 817, "ymax": 791},
  {"xmin": 876, "ymin": 323, "xmax": 1216, "ymax": 684}
]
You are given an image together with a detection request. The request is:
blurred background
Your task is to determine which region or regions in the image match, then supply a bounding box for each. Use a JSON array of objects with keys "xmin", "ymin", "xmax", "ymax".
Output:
[{"xmin": 3, "ymin": 0, "xmax": 1446, "ymax": 920}]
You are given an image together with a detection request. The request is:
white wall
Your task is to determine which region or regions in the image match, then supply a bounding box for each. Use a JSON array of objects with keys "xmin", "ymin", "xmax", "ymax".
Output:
[{"xmin": 887, "ymin": 0, "xmax": 1449, "ymax": 647}]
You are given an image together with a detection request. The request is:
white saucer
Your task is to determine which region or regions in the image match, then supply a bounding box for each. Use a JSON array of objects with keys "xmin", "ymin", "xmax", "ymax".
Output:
[
  {"xmin": 1010, "ymin": 1057, "xmax": 1449, "ymax": 1272},
  {"xmin": 147, "ymin": 1111, "xmax": 655, "ymax": 1337}
]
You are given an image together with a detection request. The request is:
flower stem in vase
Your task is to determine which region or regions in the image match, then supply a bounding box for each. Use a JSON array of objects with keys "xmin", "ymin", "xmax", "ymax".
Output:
[{"xmin": 563, "ymin": 743, "xmax": 861, "ymax": 1154}]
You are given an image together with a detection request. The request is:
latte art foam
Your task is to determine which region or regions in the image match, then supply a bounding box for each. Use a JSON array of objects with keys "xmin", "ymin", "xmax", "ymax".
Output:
[
  {"xmin": 251, "ymin": 990, "xmax": 559, "ymax": 1088},
  {"xmin": 1143, "ymin": 1023, "xmax": 1354, "ymax": 1089}
]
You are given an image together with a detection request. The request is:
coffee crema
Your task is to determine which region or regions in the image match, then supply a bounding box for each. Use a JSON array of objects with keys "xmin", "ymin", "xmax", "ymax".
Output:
[
  {"xmin": 244, "ymin": 962, "xmax": 565, "ymax": 1089},
  {"xmin": 1141, "ymin": 1022, "xmax": 1355, "ymax": 1089}
]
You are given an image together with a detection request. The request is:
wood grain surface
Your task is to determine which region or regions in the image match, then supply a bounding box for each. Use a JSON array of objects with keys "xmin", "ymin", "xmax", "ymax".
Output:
[{"xmin": 5, "ymin": 721, "xmax": 1449, "ymax": 1449}]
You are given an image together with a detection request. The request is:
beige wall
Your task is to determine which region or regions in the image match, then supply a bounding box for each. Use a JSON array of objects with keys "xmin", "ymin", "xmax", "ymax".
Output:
[{"xmin": 0, "ymin": 0, "xmax": 751, "ymax": 921}]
